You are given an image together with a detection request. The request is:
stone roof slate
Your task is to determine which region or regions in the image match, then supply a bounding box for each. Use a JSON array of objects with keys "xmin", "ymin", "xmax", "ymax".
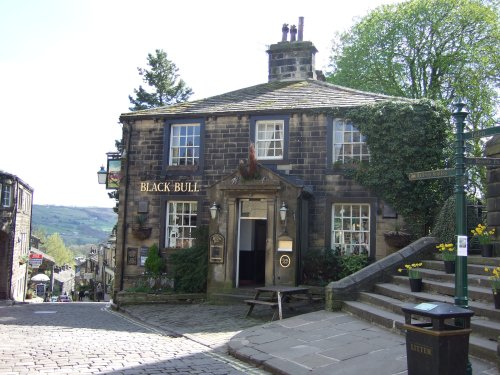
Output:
[{"xmin": 120, "ymin": 79, "xmax": 409, "ymax": 120}]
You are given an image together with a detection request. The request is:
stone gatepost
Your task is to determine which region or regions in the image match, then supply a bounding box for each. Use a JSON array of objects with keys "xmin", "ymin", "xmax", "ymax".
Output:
[{"xmin": 485, "ymin": 135, "xmax": 500, "ymax": 243}]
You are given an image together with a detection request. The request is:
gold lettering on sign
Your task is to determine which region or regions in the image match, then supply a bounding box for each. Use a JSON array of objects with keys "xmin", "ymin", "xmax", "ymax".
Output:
[
  {"xmin": 140, "ymin": 181, "xmax": 200, "ymax": 193},
  {"xmin": 410, "ymin": 343, "xmax": 432, "ymax": 356}
]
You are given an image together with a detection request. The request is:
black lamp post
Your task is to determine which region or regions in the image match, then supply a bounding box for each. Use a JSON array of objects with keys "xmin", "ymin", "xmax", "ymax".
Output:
[{"xmin": 452, "ymin": 98, "xmax": 472, "ymax": 375}]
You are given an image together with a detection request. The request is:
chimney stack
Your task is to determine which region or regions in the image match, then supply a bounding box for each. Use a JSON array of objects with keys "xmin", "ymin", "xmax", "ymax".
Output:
[{"xmin": 266, "ymin": 17, "xmax": 318, "ymax": 82}]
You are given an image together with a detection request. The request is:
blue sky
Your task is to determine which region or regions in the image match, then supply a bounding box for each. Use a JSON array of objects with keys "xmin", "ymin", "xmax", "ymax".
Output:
[{"xmin": 0, "ymin": 0, "xmax": 403, "ymax": 207}]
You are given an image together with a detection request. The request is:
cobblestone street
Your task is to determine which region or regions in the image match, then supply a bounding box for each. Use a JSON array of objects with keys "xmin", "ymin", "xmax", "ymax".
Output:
[{"xmin": 0, "ymin": 302, "xmax": 268, "ymax": 375}]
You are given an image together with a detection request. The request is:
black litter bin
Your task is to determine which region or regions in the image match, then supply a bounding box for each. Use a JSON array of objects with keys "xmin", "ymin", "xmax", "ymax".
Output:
[{"xmin": 402, "ymin": 302, "xmax": 474, "ymax": 375}]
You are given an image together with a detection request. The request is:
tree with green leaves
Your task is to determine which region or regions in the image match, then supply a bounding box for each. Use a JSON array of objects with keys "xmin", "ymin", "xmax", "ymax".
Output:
[
  {"xmin": 128, "ymin": 49, "xmax": 193, "ymax": 111},
  {"xmin": 328, "ymin": 0, "xmax": 499, "ymax": 197},
  {"xmin": 346, "ymin": 100, "xmax": 453, "ymax": 236},
  {"xmin": 44, "ymin": 233, "xmax": 74, "ymax": 266}
]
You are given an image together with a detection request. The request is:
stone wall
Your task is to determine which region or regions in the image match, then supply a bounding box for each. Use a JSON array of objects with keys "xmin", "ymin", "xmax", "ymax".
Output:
[
  {"xmin": 115, "ymin": 112, "xmax": 403, "ymax": 288},
  {"xmin": 486, "ymin": 135, "xmax": 500, "ymax": 239}
]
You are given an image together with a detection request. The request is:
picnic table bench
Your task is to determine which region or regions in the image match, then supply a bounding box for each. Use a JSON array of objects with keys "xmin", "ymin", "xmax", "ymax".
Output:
[{"xmin": 245, "ymin": 285, "xmax": 312, "ymax": 320}]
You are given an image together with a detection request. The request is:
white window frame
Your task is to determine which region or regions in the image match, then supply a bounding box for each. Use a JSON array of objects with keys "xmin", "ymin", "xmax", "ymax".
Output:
[
  {"xmin": 1, "ymin": 184, "xmax": 11, "ymax": 207},
  {"xmin": 333, "ymin": 119, "xmax": 370, "ymax": 163},
  {"xmin": 255, "ymin": 120, "xmax": 284, "ymax": 160},
  {"xmin": 169, "ymin": 123, "xmax": 200, "ymax": 166},
  {"xmin": 18, "ymin": 188, "xmax": 23, "ymax": 212},
  {"xmin": 165, "ymin": 201, "xmax": 198, "ymax": 248},
  {"xmin": 331, "ymin": 203, "xmax": 370, "ymax": 255}
]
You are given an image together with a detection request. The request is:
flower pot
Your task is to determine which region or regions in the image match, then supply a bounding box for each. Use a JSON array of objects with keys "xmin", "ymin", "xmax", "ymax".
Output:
[
  {"xmin": 493, "ymin": 292, "xmax": 500, "ymax": 309},
  {"xmin": 444, "ymin": 260, "xmax": 455, "ymax": 274},
  {"xmin": 481, "ymin": 244, "xmax": 494, "ymax": 257},
  {"xmin": 409, "ymin": 278, "xmax": 423, "ymax": 292}
]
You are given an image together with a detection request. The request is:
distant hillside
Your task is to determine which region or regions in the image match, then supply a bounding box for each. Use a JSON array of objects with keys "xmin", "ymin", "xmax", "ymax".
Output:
[{"xmin": 32, "ymin": 205, "xmax": 117, "ymax": 246}]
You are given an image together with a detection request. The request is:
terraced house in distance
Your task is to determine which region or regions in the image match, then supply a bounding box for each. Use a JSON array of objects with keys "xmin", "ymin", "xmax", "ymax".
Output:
[
  {"xmin": 112, "ymin": 18, "xmax": 414, "ymax": 298},
  {"xmin": 0, "ymin": 170, "xmax": 33, "ymax": 301}
]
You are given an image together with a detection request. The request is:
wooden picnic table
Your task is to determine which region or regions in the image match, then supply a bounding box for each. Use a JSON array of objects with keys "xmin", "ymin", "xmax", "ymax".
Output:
[{"xmin": 244, "ymin": 285, "xmax": 312, "ymax": 320}]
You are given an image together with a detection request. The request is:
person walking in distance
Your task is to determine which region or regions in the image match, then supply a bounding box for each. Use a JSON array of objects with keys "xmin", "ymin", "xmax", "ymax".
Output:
[{"xmin": 96, "ymin": 283, "xmax": 103, "ymax": 302}]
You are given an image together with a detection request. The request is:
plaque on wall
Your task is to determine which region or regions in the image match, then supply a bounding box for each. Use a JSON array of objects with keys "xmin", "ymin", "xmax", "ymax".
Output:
[
  {"xmin": 140, "ymin": 246, "xmax": 148, "ymax": 266},
  {"xmin": 279, "ymin": 254, "xmax": 291, "ymax": 268},
  {"xmin": 127, "ymin": 248, "xmax": 138, "ymax": 265},
  {"xmin": 209, "ymin": 233, "xmax": 225, "ymax": 264}
]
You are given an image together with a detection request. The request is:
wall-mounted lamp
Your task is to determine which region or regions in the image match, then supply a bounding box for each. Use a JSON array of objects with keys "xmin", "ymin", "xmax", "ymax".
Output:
[
  {"xmin": 97, "ymin": 166, "xmax": 107, "ymax": 184},
  {"xmin": 279, "ymin": 202, "xmax": 288, "ymax": 223},
  {"xmin": 209, "ymin": 202, "xmax": 220, "ymax": 220}
]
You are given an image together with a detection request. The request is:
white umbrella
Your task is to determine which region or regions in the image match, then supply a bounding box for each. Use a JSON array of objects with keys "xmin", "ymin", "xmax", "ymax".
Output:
[{"xmin": 31, "ymin": 273, "xmax": 50, "ymax": 282}]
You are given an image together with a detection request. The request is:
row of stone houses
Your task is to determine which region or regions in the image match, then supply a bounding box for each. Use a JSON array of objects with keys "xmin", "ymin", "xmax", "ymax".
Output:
[
  {"xmin": 108, "ymin": 19, "xmax": 413, "ymax": 299},
  {"xmin": 0, "ymin": 170, "xmax": 33, "ymax": 301},
  {"xmin": 76, "ymin": 232, "xmax": 116, "ymax": 301}
]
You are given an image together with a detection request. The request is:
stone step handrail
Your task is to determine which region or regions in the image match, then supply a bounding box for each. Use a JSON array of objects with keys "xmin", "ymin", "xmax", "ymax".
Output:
[{"xmin": 325, "ymin": 236, "xmax": 438, "ymax": 310}]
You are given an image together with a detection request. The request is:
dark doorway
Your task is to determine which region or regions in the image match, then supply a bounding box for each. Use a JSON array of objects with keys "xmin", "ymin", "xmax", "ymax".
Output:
[
  {"xmin": 238, "ymin": 219, "xmax": 266, "ymax": 286},
  {"xmin": 0, "ymin": 232, "xmax": 9, "ymax": 299}
]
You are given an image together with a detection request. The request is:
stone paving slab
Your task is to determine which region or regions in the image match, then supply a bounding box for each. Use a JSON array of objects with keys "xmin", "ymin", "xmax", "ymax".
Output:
[{"xmin": 120, "ymin": 302, "xmax": 500, "ymax": 375}]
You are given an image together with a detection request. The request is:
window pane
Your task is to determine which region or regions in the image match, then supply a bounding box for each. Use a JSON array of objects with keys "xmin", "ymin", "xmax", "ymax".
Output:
[
  {"xmin": 332, "ymin": 119, "xmax": 370, "ymax": 164},
  {"xmin": 165, "ymin": 201, "xmax": 197, "ymax": 248},
  {"xmin": 255, "ymin": 120, "xmax": 284, "ymax": 160},
  {"xmin": 331, "ymin": 203, "xmax": 370, "ymax": 256},
  {"xmin": 169, "ymin": 124, "xmax": 200, "ymax": 166}
]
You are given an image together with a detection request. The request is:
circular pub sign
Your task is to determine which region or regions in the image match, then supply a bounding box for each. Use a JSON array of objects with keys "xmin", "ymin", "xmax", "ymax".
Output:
[{"xmin": 279, "ymin": 254, "xmax": 291, "ymax": 268}]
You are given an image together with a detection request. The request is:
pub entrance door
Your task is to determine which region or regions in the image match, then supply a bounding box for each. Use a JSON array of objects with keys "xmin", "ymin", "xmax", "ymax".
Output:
[{"xmin": 236, "ymin": 199, "xmax": 267, "ymax": 287}]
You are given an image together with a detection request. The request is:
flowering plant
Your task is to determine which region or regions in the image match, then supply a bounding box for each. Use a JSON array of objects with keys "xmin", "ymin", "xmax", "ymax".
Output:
[
  {"xmin": 436, "ymin": 243, "xmax": 456, "ymax": 261},
  {"xmin": 471, "ymin": 224, "xmax": 495, "ymax": 245},
  {"xmin": 398, "ymin": 262, "xmax": 423, "ymax": 279},
  {"xmin": 484, "ymin": 266, "xmax": 500, "ymax": 294}
]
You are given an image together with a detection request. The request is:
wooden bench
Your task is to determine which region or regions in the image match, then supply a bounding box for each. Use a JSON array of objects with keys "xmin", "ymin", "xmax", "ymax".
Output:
[
  {"xmin": 244, "ymin": 299, "xmax": 279, "ymax": 318},
  {"xmin": 244, "ymin": 286, "xmax": 312, "ymax": 320}
]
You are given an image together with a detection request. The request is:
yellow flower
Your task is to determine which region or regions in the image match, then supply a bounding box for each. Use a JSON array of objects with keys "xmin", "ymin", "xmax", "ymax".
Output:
[{"xmin": 472, "ymin": 223, "xmax": 496, "ymax": 245}]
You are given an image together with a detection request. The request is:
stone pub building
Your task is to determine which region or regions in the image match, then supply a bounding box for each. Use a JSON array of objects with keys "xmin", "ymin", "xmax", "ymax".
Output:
[{"xmin": 114, "ymin": 20, "xmax": 404, "ymax": 297}]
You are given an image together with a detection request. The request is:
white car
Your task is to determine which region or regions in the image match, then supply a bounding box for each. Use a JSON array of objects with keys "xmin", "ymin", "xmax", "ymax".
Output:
[{"xmin": 57, "ymin": 295, "xmax": 72, "ymax": 302}]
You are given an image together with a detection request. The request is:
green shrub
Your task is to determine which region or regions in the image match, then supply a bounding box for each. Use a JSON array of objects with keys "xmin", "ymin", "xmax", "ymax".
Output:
[
  {"xmin": 302, "ymin": 248, "xmax": 341, "ymax": 286},
  {"xmin": 302, "ymin": 248, "xmax": 370, "ymax": 285},
  {"xmin": 432, "ymin": 195, "xmax": 482, "ymax": 244},
  {"xmin": 338, "ymin": 254, "xmax": 370, "ymax": 279},
  {"xmin": 170, "ymin": 226, "xmax": 208, "ymax": 293},
  {"xmin": 144, "ymin": 244, "xmax": 165, "ymax": 277}
]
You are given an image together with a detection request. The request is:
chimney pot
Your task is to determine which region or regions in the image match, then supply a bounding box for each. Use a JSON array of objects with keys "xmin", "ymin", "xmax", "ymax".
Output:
[
  {"xmin": 298, "ymin": 17, "xmax": 304, "ymax": 41},
  {"xmin": 290, "ymin": 25, "xmax": 297, "ymax": 42},
  {"xmin": 281, "ymin": 23, "xmax": 289, "ymax": 42}
]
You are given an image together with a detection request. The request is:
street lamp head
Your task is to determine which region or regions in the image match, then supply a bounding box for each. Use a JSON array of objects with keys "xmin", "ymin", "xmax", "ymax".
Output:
[
  {"xmin": 209, "ymin": 202, "xmax": 220, "ymax": 220},
  {"xmin": 452, "ymin": 98, "xmax": 469, "ymax": 117},
  {"xmin": 97, "ymin": 166, "xmax": 107, "ymax": 184},
  {"xmin": 279, "ymin": 202, "xmax": 288, "ymax": 223}
]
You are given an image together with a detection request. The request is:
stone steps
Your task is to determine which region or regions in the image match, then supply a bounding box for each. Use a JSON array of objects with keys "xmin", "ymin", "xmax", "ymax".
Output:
[{"xmin": 342, "ymin": 255, "xmax": 500, "ymax": 366}]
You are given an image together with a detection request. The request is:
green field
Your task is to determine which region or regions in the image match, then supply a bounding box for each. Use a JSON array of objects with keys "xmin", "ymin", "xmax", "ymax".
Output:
[{"xmin": 32, "ymin": 205, "xmax": 117, "ymax": 246}]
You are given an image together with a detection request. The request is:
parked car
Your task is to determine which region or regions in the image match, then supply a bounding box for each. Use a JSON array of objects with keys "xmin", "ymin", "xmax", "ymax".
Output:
[
  {"xmin": 50, "ymin": 296, "xmax": 58, "ymax": 303},
  {"xmin": 57, "ymin": 295, "xmax": 72, "ymax": 302}
]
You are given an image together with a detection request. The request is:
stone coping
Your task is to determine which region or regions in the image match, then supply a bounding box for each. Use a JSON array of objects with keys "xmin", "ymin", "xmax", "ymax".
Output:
[{"xmin": 115, "ymin": 291, "xmax": 205, "ymax": 307}]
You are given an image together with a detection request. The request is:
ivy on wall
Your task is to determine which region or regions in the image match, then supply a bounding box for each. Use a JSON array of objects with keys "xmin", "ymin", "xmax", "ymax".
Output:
[{"xmin": 344, "ymin": 99, "xmax": 454, "ymax": 236}]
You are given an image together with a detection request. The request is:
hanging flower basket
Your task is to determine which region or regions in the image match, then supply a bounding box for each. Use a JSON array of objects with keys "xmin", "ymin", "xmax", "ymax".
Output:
[
  {"xmin": 132, "ymin": 226, "xmax": 152, "ymax": 240},
  {"xmin": 384, "ymin": 231, "xmax": 411, "ymax": 248}
]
